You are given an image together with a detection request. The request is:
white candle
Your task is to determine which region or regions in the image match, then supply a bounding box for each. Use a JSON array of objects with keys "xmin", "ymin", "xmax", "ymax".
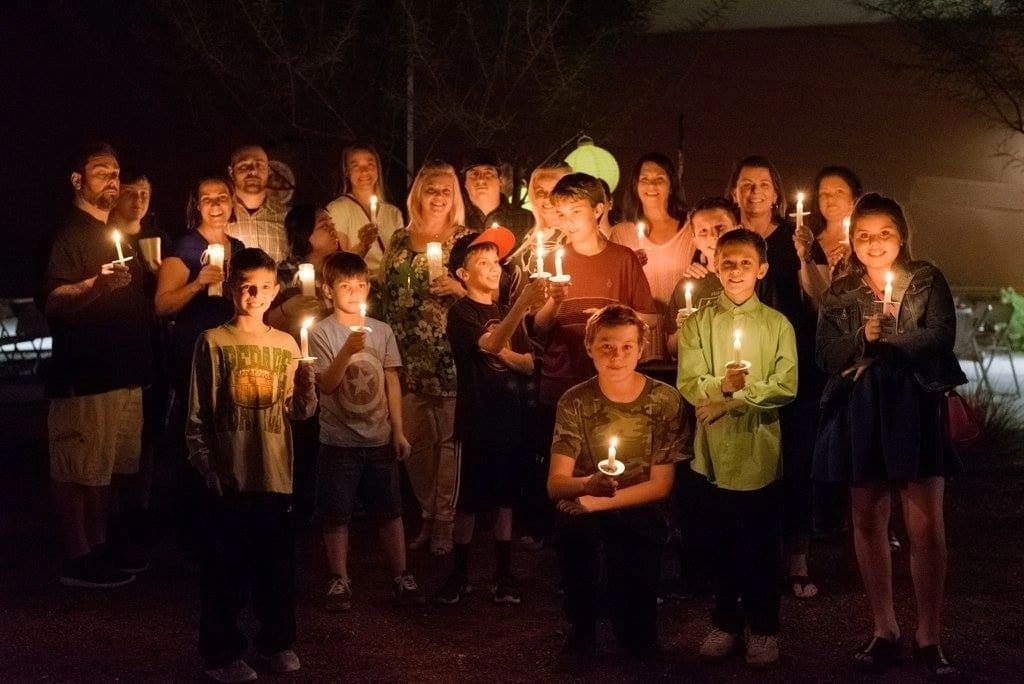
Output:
[
  {"xmin": 842, "ymin": 216, "xmax": 851, "ymax": 243},
  {"xmin": 300, "ymin": 316, "xmax": 314, "ymax": 358},
  {"xmin": 206, "ymin": 243, "xmax": 225, "ymax": 297},
  {"xmin": 795, "ymin": 192, "xmax": 805, "ymax": 229},
  {"xmin": 112, "ymin": 230, "xmax": 125, "ymax": 263},
  {"xmin": 369, "ymin": 195, "xmax": 379, "ymax": 224},
  {"xmin": 426, "ymin": 242, "xmax": 444, "ymax": 282},
  {"xmin": 534, "ymin": 230, "xmax": 545, "ymax": 275},
  {"xmin": 684, "ymin": 281, "xmax": 694, "ymax": 311},
  {"xmin": 555, "ymin": 248, "xmax": 565, "ymax": 278},
  {"xmin": 883, "ymin": 270, "xmax": 894, "ymax": 305},
  {"xmin": 298, "ymin": 262, "xmax": 316, "ymax": 297},
  {"xmin": 733, "ymin": 328, "xmax": 742, "ymax": 364},
  {"xmin": 359, "ymin": 302, "xmax": 367, "ymax": 328},
  {"xmin": 636, "ymin": 221, "xmax": 646, "ymax": 243},
  {"xmin": 607, "ymin": 436, "xmax": 619, "ymax": 470}
]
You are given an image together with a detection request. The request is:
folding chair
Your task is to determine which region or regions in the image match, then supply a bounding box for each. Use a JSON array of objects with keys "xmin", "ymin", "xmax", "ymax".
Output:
[
  {"xmin": 0, "ymin": 299, "xmax": 49, "ymax": 377},
  {"xmin": 976, "ymin": 302, "xmax": 1021, "ymax": 396},
  {"xmin": 954, "ymin": 305, "xmax": 991, "ymax": 393}
]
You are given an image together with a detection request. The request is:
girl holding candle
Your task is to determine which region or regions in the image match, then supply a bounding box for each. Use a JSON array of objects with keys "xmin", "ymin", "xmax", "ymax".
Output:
[
  {"xmin": 814, "ymin": 193, "xmax": 965, "ymax": 677},
  {"xmin": 266, "ymin": 205, "xmax": 338, "ymax": 334},
  {"xmin": 506, "ymin": 161, "xmax": 573, "ymax": 295},
  {"xmin": 796, "ymin": 166, "xmax": 864, "ymax": 302},
  {"xmin": 548, "ymin": 305, "xmax": 686, "ymax": 655},
  {"xmin": 326, "ymin": 144, "xmax": 404, "ymax": 283},
  {"xmin": 726, "ymin": 155, "xmax": 823, "ymax": 601},
  {"xmin": 380, "ymin": 161, "xmax": 472, "ymax": 555}
]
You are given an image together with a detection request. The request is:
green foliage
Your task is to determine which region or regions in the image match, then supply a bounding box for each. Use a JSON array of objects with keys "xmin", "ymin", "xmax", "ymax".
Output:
[{"xmin": 1001, "ymin": 287, "xmax": 1024, "ymax": 350}]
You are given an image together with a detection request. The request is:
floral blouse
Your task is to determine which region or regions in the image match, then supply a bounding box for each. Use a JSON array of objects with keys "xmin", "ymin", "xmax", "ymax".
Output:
[{"xmin": 380, "ymin": 225, "xmax": 473, "ymax": 397}]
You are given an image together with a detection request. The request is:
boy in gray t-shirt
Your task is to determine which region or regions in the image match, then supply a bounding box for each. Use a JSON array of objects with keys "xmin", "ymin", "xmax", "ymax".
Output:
[{"xmin": 309, "ymin": 252, "xmax": 423, "ymax": 610}]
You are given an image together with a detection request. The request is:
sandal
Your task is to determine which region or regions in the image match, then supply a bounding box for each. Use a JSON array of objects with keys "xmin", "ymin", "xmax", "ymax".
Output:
[
  {"xmin": 913, "ymin": 641, "xmax": 959, "ymax": 677},
  {"xmin": 788, "ymin": 575, "xmax": 818, "ymax": 599},
  {"xmin": 852, "ymin": 634, "xmax": 901, "ymax": 671}
]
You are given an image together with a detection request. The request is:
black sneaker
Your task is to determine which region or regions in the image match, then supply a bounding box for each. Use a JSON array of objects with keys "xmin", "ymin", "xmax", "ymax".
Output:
[
  {"xmin": 433, "ymin": 573, "xmax": 472, "ymax": 605},
  {"xmin": 393, "ymin": 572, "xmax": 426, "ymax": 605},
  {"xmin": 60, "ymin": 551, "xmax": 135, "ymax": 589},
  {"xmin": 492, "ymin": 576, "xmax": 521, "ymax": 605}
]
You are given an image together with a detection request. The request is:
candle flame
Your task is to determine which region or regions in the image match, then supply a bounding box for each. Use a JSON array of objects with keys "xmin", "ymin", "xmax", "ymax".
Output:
[
  {"xmin": 609, "ymin": 436, "xmax": 618, "ymax": 449},
  {"xmin": 684, "ymin": 281, "xmax": 693, "ymax": 295},
  {"xmin": 884, "ymin": 270, "xmax": 894, "ymax": 286},
  {"xmin": 636, "ymin": 221, "xmax": 645, "ymax": 239},
  {"xmin": 112, "ymin": 229, "xmax": 121, "ymax": 242},
  {"xmin": 359, "ymin": 303, "xmax": 367, "ymax": 317},
  {"xmin": 733, "ymin": 329, "xmax": 741, "ymax": 348},
  {"xmin": 302, "ymin": 316, "xmax": 315, "ymax": 330},
  {"xmin": 796, "ymin": 192, "xmax": 805, "ymax": 203},
  {"xmin": 491, "ymin": 221, "xmax": 500, "ymax": 229},
  {"xmin": 556, "ymin": 247, "xmax": 565, "ymax": 259}
]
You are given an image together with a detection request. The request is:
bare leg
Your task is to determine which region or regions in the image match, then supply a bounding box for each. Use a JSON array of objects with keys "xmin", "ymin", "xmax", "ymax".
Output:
[
  {"xmin": 900, "ymin": 477, "xmax": 947, "ymax": 646},
  {"xmin": 323, "ymin": 524, "xmax": 350, "ymax": 580},
  {"xmin": 850, "ymin": 483, "xmax": 899, "ymax": 639},
  {"xmin": 54, "ymin": 480, "xmax": 90, "ymax": 558},
  {"xmin": 379, "ymin": 517, "xmax": 408, "ymax": 579}
]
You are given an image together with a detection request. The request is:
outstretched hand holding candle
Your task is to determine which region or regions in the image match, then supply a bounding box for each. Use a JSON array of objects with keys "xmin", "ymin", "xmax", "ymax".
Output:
[{"xmin": 96, "ymin": 261, "xmax": 132, "ymax": 293}]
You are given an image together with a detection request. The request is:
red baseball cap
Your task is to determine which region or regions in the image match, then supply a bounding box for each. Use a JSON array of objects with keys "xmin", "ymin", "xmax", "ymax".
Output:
[{"xmin": 470, "ymin": 225, "xmax": 516, "ymax": 260}]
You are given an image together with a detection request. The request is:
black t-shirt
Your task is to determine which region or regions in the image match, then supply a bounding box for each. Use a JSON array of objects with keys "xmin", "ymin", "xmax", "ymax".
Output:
[
  {"xmin": 44, "ymin": 207, "xmax": 154, "ymax": 397},
  {"xmin": 446, "ymin": 297, "xmax": 536, "ymax": 448}
]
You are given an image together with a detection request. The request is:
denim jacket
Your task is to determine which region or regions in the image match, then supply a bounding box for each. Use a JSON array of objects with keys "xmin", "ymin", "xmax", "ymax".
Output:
[{"xmin": 816, "ymin": 261, "xmax": 967, "ymax": 406}]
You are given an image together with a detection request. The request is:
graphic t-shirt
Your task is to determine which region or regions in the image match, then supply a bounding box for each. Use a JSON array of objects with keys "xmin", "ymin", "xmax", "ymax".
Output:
[
  {"xmin": 665, "ymin": 271, "xmax": 724, "ymax": 339},
  {"xmin": 186, "ymin": 324, "xmax": 317, "ymax": 494},
  {"xmin": 309, "ymin": 315, "xmax": 402, "ymax": 447},
  {"xmin": 537, "ymin": 241, "xmax": 656, "ymax": 405},
  {"xmin": 551, "ymin": 376, "xmax": 687, "ymax": 489},
  {"xmin": 447, "ymin": 297, "xmax": 535, "ymax": 448}
]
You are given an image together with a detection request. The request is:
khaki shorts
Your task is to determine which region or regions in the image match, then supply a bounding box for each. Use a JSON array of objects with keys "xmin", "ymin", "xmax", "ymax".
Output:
[{"xmin": 49, "ymin": 387, "xmax": 143, "ymax": 486}]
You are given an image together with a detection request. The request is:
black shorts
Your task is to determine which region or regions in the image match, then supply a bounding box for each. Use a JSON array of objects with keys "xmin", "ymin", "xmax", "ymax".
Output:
[
  {"xmin": 455, "ymin": 441, "xmax": 527, "ymax": 514},
  {"xmin": 315, "ymin": 444, "xmax": 402, "ymax": 525}
]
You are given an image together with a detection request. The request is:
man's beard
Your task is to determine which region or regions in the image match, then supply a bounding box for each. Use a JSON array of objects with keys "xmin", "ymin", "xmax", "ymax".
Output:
[{"xmin": 92, "ymin": 191, "xmax": 118, "ymax": 211}]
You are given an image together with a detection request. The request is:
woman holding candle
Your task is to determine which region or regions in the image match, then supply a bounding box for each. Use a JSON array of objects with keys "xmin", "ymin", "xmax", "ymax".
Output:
[
  {"xmin": 548, "ymin": 305, "xmax": 686, "ymax": 655},
  {"xmin": 380, "ymin": 161, "xmax": 472, "ymax": 555},
  {"xmin": 326, "ymin": 144, "xmax": 404, "ymax": 283},
  {"xmin": 726, "ymin": 155, "xmax": 823, "ymax": 600},
  {"xmin": 795, "ymin": 166, "xmax": 864, "ymax": 302},
  {"xmin": 814, "ymin": 193, "xmax": 965, "ymax": 677}
]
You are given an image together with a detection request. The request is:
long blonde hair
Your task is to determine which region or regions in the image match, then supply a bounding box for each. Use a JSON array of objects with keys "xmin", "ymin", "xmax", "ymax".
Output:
[{"xmin": 406, "ymin": 161, "xmax": 465, "ymax": 230}]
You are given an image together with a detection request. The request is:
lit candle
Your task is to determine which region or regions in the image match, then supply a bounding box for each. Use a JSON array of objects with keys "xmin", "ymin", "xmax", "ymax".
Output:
[
  {"xmin": 300, "ymin": 316, "xmax": 314, "ymax": 358},
  {"xmin": 636, "ymin": 221, "xmax": 646, "ymax": 243},
  {"xmin": 491, "ymin": 221, "xmax": 500, "ymax": 230},
  {"xmin": 298, "ymin": 263, "xmax": 316, "ymax": 297},
  {"xmin": 534, "ymin": 230, "xmax": 546, "ymax": 276},
  {"xmin": 607, "ymin": 436, "xmax": 618, "ymax": 470},
  {"xmin": 112, "ymin": 230, "xmax": 125, "ymax": 263},
  {"xmin": 842, "ymin": 216, "xmax": 851, "ymax": 243},
  {"xmin": 733, "ymin": 328, "xmax": 742, "ymax": 364},
  {"xmin": 684, "ymin": 281, "xmax": 694, "ymax": 311},
  {"xmin": 369, "ymin": 195, "xmax": 379, "ymax": 224},
  {"xmin": 795, "ymin": 192, "xmax": 804, "ymax": 229},
  {"xmin": 883, "ymin": 270, "xmax": 894, "ymax": 305},
  {"xmin": 359, "ymin": 302, "xmax": 367, "ymax": 329},
  {"xmin": 206, "ymin": 243, "xmax": 225, "ymax": 297},
  {"xmin": 425, "ymin": 242, "xmax": 444, "ymax": 282},
  {"xmin": 555, "ymin": 248, "xmax": 565, "ymax": 278}
]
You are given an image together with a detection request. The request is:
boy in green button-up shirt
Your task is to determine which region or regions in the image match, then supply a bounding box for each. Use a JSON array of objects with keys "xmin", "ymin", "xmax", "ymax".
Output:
[{"xmin": 676, "ymin": 228, "xmax": 797, "ymax": 668}]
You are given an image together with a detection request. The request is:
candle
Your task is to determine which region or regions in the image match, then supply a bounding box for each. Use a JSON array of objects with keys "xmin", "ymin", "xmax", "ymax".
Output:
[
  {"xmin": 369, "ymin": 194, "xmax": 379, "ymax": 224},
  {"xmin": 883, "ymin": 270, "xmax": 894, "ymax": 305},
  {"xmin": 607, "ymin": 436, "xmax": 619, "ymax": 470},
  {"xmin": 842, "ymin": 216, "xmax": 851, "ymax": 243},
  {"xmin": 535, "ymin": 230, "xmax": 545, "ymax": 275},
  {"xmin": 555, "ymin": 248, "xmax": 565, "ymax": 278},
  {"xmin": 795, "ymin": 192, "xmax": 804, "ymax": 229},
  {"xmin": 359, "ymin": 302, "xmax": 367, "ymax": 328},
  {"xmin": 684, "ymin": 281, "xmax": 694, "ymax": 311},
  {"xmin": 300, "ymin": 316, "xmax": 314, "ymax": 358},
  {"xmin": 425, "ymin": 242, "xmax": 444, "ymax": 282},
  {"xmin": 206, "ymin": 243, "xmax": 225, "ymax": 297},
  {"xmin": 636, "ymin": 221, "xmax": 646, "ymax": 243},
  {"xmin": 298, "ymin": 262, "xmax": 316, "ymax": 297},
  {"xmin": 733, "ymin": 328, "xmax": 742, "ymax": 364},
  {"xmin": 112, "ymin": 230, "xmax": 125, "ymax": 263}
]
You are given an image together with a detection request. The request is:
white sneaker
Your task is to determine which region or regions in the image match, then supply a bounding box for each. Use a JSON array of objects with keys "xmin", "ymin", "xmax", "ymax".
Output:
[
  {"xmin": 264, "ymin": 649, "xmax": 301, "ymax": 674},
  {"xmin": 699, "ymin": 628, "xmax": 738, "ymax": 661},
  {"xmin": 745, "ymin": 633, "xmax": 780, "ymax": 667},
  {"xmin": 204, "ymin": 659, "xmax": 257, "ymax": 683}
]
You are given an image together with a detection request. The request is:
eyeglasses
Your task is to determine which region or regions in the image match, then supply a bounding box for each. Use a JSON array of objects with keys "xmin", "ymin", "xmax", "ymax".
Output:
[{"xmin": 467, "ymin": 169, "xmax": 499, "ymax": 181}]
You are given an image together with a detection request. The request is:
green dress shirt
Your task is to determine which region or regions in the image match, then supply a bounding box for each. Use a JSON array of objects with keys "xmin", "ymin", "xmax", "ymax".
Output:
[{"xmin": 676, "ymin": 293, "xmax": 798, "ymax": 491}]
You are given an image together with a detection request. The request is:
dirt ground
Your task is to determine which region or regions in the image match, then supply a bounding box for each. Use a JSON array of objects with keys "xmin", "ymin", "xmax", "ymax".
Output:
[{"xmin": 2, "ymin": 392, "xmax": 1023, "ymax": 682}]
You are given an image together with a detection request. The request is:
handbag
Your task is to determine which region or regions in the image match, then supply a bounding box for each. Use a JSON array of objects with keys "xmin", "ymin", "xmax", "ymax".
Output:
[{"xmin": 943, "ymin": 390, "xmax": 981, "ymax": 447}]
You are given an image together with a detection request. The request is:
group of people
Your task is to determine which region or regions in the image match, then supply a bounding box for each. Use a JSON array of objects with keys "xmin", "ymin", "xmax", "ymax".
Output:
[{"xmin": 41, "ymin": 139, "xmax": 965, "ymax": 681}]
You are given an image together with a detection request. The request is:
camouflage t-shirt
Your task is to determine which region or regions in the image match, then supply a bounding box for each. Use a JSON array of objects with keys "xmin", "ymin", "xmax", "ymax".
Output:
[{"xmin": 551, "ymin": 376, "xmax": 689, "ymax": 488}]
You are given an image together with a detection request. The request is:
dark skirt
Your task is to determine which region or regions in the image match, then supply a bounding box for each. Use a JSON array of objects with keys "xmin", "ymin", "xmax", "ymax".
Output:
[{"xmin": 813, "ymin": 362, "xmax": 962, "ymax": 484}]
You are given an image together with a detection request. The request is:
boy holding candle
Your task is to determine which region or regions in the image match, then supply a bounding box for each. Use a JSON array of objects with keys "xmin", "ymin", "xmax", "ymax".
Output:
[
  {"xmin": 307, "ymin": 251, "xmax": 424, "ymax": 611},
  {"xmin": 437, "ymin": 228, "xmax": 547, "ymax": 605},
  {"xmin": 548, "ymin": 305, "xmax": 687, "ymax": 655},
  {"xmin": 186, "ymin": 248, "xmax": 318, "ymax": 682},
  {"xmin": 676, "ymin": 228, "xmax": 797, "ymax": 667}
]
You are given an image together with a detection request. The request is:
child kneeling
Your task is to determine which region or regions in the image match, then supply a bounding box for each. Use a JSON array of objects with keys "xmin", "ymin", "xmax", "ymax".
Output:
[{"xmin": 547, "ymin": 305, "xmax": 687, "ymax": 655}]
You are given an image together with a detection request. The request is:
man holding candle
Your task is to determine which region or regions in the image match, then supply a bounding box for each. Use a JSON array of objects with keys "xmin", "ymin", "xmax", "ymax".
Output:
[
  {"xmin": 227, "ymin": 144, "xmax": 290, "ymax": 263},
  {"xmin": 676, "ymin": 228, "xmax": 797, "ymax": 667},
  {"xmin": 44, "ymin": 142, "xmax": 154, "ymax": 588},
  {"xmin": 548, "ymin": 304, "xmax": 686, "ymax": 656}
]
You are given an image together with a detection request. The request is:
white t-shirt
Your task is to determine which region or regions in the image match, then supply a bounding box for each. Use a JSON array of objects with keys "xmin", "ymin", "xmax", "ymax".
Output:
[
  {"xmin": 309, "ymin": 315, "xmax": 402, "ymax": 447},
  {"xmin": 324, "ymin": 195, "xmax": 404, "ymax": 281}
]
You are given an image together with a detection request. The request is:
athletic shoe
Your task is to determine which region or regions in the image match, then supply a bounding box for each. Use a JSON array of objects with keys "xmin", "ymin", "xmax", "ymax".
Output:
[
  {"xmin": 393, "ymin": 572, "xmax": 426, "ymax": 605},
  {"xmin": 325, "ymin": 576, "xmax": 352, "ymax": 612},
  {"xmin": 263, "ymin": 649, "xmax": 301, "ymax": 674},
  {"xmin": 60, "ymin": 552, "xmax": 135, "ymax": 589},
  {"xmin": 492, "ymin": 576, "xmax": 522, "ymax": 605},
  {"xmin": 204, "ymin": 659, "xmax": 257, "ymax": 683},
  {"xmin": 699, "ymin": 628, "xmax": 738, "ymax": 662},
  {"xmin": 433, "ymin": 573, "xmax": 472, "ymax": 605},
  {"xmin": 745, "ymin": 633, "xmax": 780, "ymax": 667}
]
